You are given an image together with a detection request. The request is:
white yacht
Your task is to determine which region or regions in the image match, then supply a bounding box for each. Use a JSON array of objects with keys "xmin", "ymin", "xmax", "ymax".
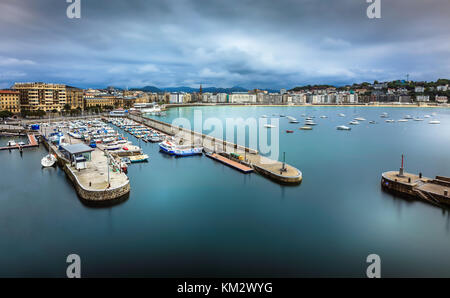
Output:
[
  {"xmin": 264, "ymin": 124, "xmax": 276, "ymax": 128},
  {"xmin": 397, "ymin": 119, "xmax": 408, "ymax": 122},
  {"xmin": 41, "ymin": 154, "xmax": 57, "ymax": 167},
  {"xmin": 131, "ymin": 103, "xmax": 162, "ymax": 114},
  {"xmin": 349, "ymin": 120, "xmax": 360, "ymax": 125},
  {"xmin": 429, "ymin": 120, "xmax": 441, "ymax": 124},
  {"xmin": 338, "ymin": 113, "xmax": 346, "ymax": 117},
  {"xmin": 7, "ymin": 140, "xmax": 16, "ymax": 146},
  {"xmin": 380, "ymin": 112, "xmax": 389, "ymax": 118},
  {"xmin": 336, "ymin": 125, "xmax": 351, "ymax": 131},
  {"xmin": 385, "ymin": 119, "xmax": 395, "ymax": 123},
  {"xmin": 354, "ymin": 117, "xmax": 366, "ymax": 121}
]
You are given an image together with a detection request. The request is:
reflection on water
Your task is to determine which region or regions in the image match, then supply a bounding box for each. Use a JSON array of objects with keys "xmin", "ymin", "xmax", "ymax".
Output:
[{"xmin": 1, "ymin": 106, "xmax": 450, "ymax": 277}]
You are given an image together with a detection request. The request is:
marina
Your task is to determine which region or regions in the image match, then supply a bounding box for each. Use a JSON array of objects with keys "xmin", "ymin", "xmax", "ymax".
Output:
[{"xmin": 1, "ymin": 105, "xmax": 450, "ymax": 277}]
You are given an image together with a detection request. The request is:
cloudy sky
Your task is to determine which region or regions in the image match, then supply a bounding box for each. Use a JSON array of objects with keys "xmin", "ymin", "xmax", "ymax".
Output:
[{"xmin": 0, "ymin": 0, "xmax": 449, "ymax": 89}]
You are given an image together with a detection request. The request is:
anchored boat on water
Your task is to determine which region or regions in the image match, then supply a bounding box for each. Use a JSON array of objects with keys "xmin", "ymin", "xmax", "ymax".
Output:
[
  {"xmin": 41, "ymin": 154, "xmax": 57, "ymax": 167},
  {"xmin": 159, "ymin": 140, "xmax": 203, "ymax": 156}
]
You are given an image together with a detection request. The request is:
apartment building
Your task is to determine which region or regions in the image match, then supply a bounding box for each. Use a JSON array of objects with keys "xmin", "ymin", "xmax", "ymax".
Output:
[
  {"xmin": 0, "ymin": 90, "xmax": 21, "ymax": 114},
  {"xmin": 66, "ymin": 86, "xmax": 84, "ymax": 110},
  {"xmin": 13, "ymin": 82, "xmax": 67, "ymax": 112}
]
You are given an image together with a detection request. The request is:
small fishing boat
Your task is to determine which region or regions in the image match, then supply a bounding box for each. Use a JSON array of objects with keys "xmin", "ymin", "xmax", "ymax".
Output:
[
  {"xmin": 349, "ymin": 120, "xmax": 360, "ymax": 125},
  {"xmin": 68, "ymin": 131, "xmax": 82, "ymax": 139},
  {"xmin": 369, "ymin": 121, "xmax": 376, "ymax": 124},
  {"xmin": 385, "ymin": 119, "xmax": 395, "ymax": 123},
  {"xmin": 354, "ymin": 117, "xmax": 366, "ymax": 121},
  {"xmin": 105, "ymin": 144, "xmax": 120, "ymax": 151},
  {"xmin": 148, "ymin": 135, "xmax": 163, "ymax": 143},
  {"xmin": 286, "ymin": 130, "xmax": 294, "ymax": 133},
  {"xmin": 304, "ymin": 121, "xmax": 317, "ymax": 126},
  {"xmin": 429, "ymin": 120, "xmax": 441, "ymax": 124},
  {"xmin": 299, "ymin": 126, "xmax": 312, "ymax": 130},
  {"xmin": 336, "ymin": 125, "xmax": 351, "ymax": 131},
  {"xmin": 413, "ymin": 118, "xmax": 424, "ymax": 121},
  {"xmin": 129, "ymin": 154, "xmax": 149, "ymax": 163},
  {"xmin": 287, "ymin": 116, "xmax": 299, "ymax": 123},
  {"xmin": 41, "ymin": 154, "xmax": 57, "ymax": 167}
]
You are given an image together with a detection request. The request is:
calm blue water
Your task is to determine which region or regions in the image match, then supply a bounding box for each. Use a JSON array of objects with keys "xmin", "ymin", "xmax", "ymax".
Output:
[{"xmin": 1, "ymin": 106, "xmax": 450, "ymax": 277}]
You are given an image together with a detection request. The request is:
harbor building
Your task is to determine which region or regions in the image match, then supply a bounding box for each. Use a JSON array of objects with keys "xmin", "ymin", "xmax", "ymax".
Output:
[
  {"xmin": 0, "ymin": 90, "xmax": 21, "ymax": 114},
  {"xmin": 13, "ymin": 82, "xmax": 67, "ymax": 112},
  {"xmin": 229, "ymin": 93, "xmax": 256, "ymax": 104},
  {"xmin": 66, "ymin": 86, "xmax": 84, "ymax": 110}
]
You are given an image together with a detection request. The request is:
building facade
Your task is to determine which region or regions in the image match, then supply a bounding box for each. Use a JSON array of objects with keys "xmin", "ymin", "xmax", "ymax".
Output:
[
  {"xmin": 66, "ymin": 86, "xmax": 84, "ymax": 110},
  {"xmin": 0, "ymin": 90, "xmax": 21, "ymax": 114},
  {"xmin": 13, "ymin": 82, "xmax": 67, "ymax": 112}
]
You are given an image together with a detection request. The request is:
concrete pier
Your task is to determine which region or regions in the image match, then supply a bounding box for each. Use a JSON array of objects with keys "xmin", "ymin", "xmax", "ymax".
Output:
[
  {"xmin": 127, "ymin": 114, "xmax": 302, "ymax": 184},
  {"xmin": 382, "ymin": 171, "xmax": 450, "ymax": 207},
  {"xmin": 43, "ymin": 133, "xmax": 130, "ymax": 202}
]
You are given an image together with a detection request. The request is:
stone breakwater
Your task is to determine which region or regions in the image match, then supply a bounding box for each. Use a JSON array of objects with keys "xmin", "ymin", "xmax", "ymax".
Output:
[
  {"xmin": 42, "ymin": 138, "xmax": 130, "ymax": 202},
  {"xmin": 127, "ymin": 114, "xmax": 302, "ymax": 185}
]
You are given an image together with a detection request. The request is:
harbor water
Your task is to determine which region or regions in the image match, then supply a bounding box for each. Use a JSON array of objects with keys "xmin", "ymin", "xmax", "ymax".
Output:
[{"xmin": 1, "ymin": 106, "xmax": 450, "ymax": 277}]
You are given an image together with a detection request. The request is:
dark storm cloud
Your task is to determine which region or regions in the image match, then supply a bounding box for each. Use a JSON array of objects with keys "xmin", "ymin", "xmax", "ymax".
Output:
[{"xmin": 0, "ymin": 0, "xmax": 449, "ymax": 89}]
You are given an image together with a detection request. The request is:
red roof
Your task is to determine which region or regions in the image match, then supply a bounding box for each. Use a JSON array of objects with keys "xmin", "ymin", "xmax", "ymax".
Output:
[{"xmin": 0, "ymin": 90, "xmax": 19, "ymax": 94}]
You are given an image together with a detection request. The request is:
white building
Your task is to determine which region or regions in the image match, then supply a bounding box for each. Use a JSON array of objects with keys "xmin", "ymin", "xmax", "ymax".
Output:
[
  {"xmin": 229, "ymin": 93, "xmax": 256, "ymax": 104},
  {"xmin": 415, "ymin": 86, "xmax": 425, "ymax": 93},
  {"xmin": 435, "ymin": 96, "xmax": 448, "ymax": 103},
  {"xmin": 437, "ymin": 85, "xmax": 449, "ymax": 92},
  {"xmin": 416, "ymin": 95, "xmax": 430, "ymax": 102},
  {"xmin": 169, "ymin": 93, "xmax": 184, "ymax": 104}
]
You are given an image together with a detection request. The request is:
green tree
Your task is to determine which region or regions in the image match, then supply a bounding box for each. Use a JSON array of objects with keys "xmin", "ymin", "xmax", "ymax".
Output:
[{"xmin": 0, "ymin": 110, "xmax": 13, "ymax": 119}]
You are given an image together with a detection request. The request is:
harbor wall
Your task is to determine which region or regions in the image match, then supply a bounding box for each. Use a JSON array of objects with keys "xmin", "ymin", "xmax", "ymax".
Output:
[
  {"xmin": 42, "ymin": 138, "xmax": 131, "ymax": 201},
  {"xmin": 253, "ymin": 164, "xmax": 302, "ymax": 185},
  {"xmin": 63, "ymin": 164, "xmax": 130, "ymax": 201}
]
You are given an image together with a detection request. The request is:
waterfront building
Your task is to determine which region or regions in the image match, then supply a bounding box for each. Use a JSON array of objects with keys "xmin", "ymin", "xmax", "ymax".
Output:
[
  {"xmin": 229, "ymin": 93, "xmax": 256, "ymax": 104},
  {"xmin": 13, "ymin": 82, "xmax": 67, "ymax": 112},
  {"xmin": 435, "ymin": 96, "xmax": 448, "ymax": 103},
  {"xmin": 399, "ymin": 95, "xmax": 412, "ymax": 103},
  {"xmin": 416, "ymin": 95, "xmax": 430, "ymax": 102},
  {"xmin": 0, "ymin": 90, "xmax": 21, "ymax": 114},
  {"xmin": 84, "ymin": 95, "xmax": 116, "ymax": 109},
  {"xmin": 169, "ymin": 93, "xmax": 185, "ymax": 104},
  {"xmin": 217, "ymin": 93, "xmax": 228, "ymax": 103},
  {"xmin": 66, "ymin": 86, "xmax": 84, "ymax": 110}
]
